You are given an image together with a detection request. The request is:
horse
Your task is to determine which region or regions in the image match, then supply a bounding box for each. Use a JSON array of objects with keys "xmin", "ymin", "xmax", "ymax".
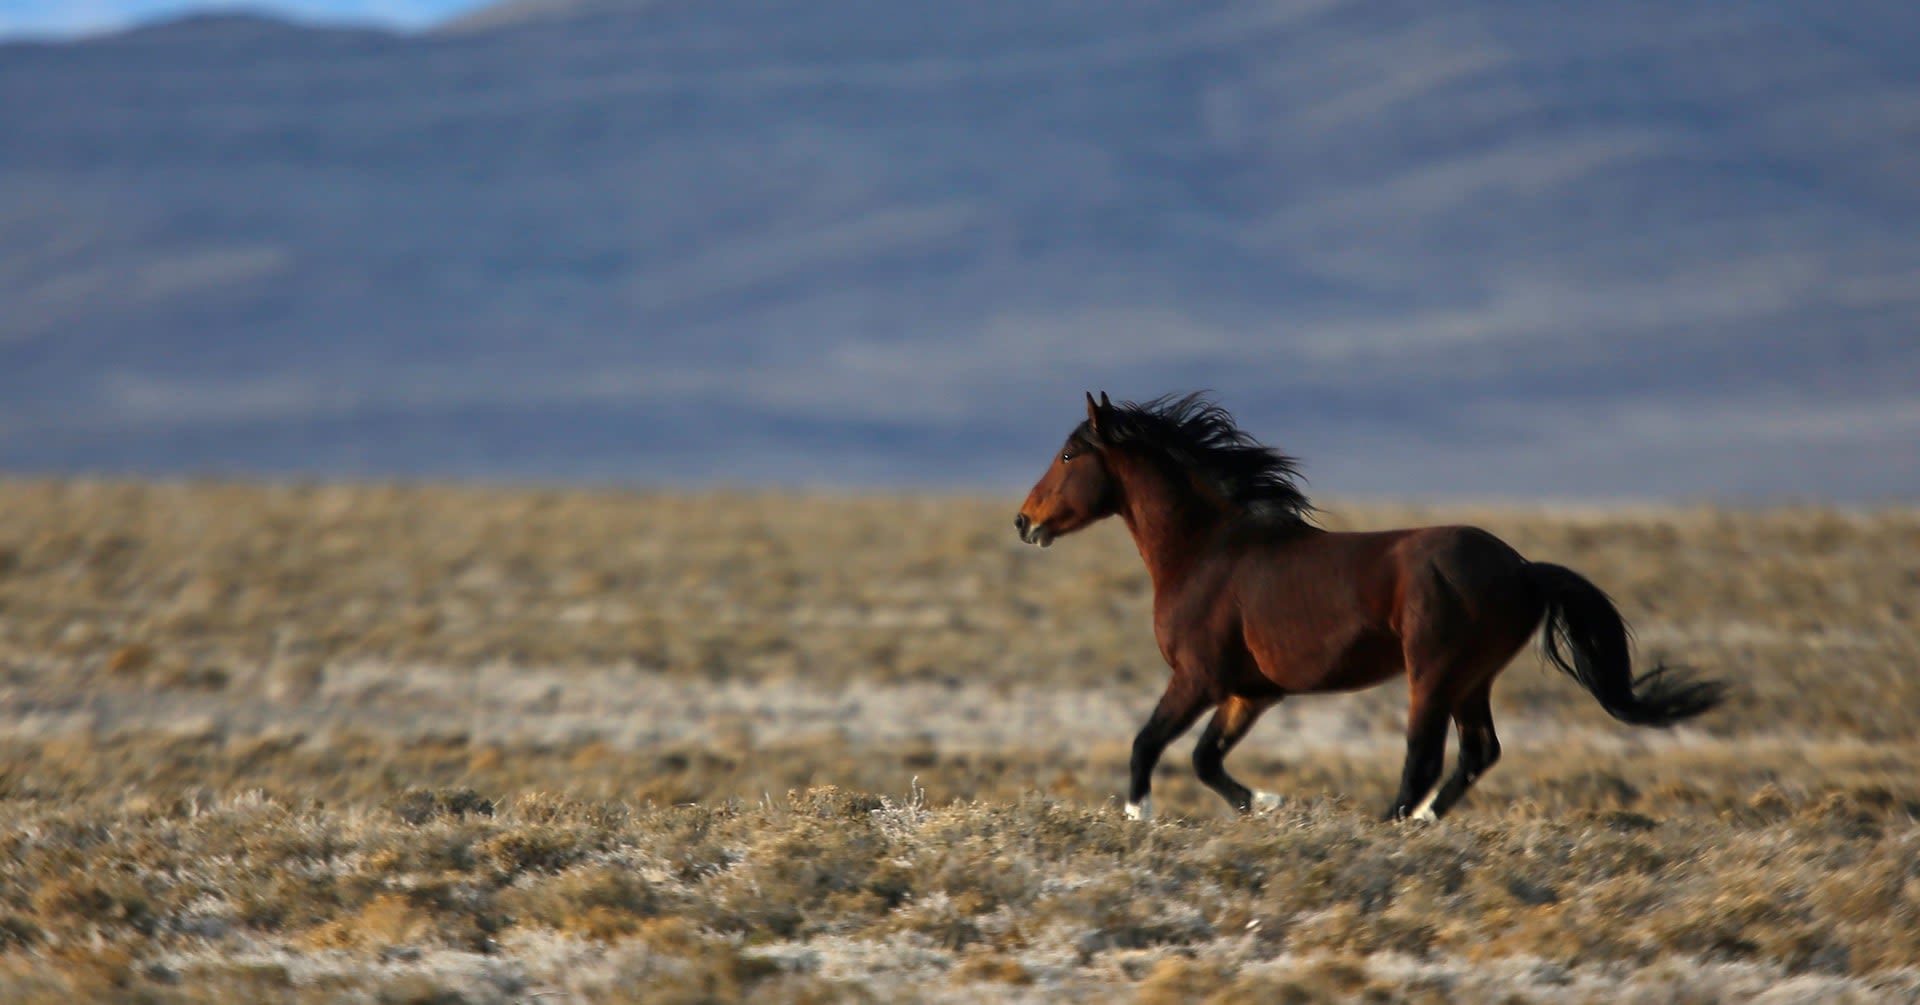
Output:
[{"xmin": 1014, "ymin": 391, "xmax": 1725, "ymax": 822}]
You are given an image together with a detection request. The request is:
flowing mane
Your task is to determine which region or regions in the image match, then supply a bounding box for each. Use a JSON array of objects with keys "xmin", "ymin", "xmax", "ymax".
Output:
[{"xmin": 1082, "ymin": 392, "xmax": 1316, "ymax": 525}]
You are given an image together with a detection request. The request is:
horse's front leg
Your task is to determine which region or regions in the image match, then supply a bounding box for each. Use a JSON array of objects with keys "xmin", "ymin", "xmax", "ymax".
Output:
[{"xmin": 1126, "ymin": 676, "xmax": 1209, "ymax": 822}]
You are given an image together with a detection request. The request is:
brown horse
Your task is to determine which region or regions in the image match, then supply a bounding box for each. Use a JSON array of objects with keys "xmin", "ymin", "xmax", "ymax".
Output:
[{"xmin": 1015, "ymin": 392, "xmax": 1725, "ymax": 822}]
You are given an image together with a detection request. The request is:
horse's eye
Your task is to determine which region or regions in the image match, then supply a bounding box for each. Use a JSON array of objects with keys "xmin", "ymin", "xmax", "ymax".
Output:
[{"xmin": 1061, "ymin": 451, "xmax": 1074, "ymax": 463}]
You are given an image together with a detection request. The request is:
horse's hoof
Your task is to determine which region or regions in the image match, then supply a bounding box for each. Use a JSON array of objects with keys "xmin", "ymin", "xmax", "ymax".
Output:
[
  {"xmin": 1125, "ymin": 797, "xmax": 1153, "ymax": 823},
  {"xmin": 1251, "ymin": 791, "xmax": 1284, "ymax": 814}
]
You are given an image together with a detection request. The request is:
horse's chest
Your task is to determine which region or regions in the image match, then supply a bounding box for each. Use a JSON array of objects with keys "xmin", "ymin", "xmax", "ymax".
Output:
[{"xmin": 1151, "ymin": 585, "xmax": 1240, "ymax": 667}]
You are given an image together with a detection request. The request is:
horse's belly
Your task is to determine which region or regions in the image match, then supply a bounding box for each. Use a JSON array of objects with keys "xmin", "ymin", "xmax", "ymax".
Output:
[{"xmin": 1255, "ymin": 626, "xmax": 1402, "ymax": 694}]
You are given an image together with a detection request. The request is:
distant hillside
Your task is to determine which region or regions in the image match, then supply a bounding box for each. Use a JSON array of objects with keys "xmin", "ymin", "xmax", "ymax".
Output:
[{"xmin": 1, "ymin": 1, "xmax": 1916, "ymax": 500}]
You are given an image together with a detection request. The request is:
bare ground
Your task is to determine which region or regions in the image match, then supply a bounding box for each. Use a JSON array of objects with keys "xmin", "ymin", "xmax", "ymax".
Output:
[{"xmin": 0, "ymin": 480, "xmax": 1917, "ymax": 1002}]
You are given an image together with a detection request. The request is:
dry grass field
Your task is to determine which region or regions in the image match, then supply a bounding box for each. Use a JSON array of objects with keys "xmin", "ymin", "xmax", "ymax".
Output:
[{"xmin": 1, "ymin": 479, "xmax": 1917, "ymax": 1003}]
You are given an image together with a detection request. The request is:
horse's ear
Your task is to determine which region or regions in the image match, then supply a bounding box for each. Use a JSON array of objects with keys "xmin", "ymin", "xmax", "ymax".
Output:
[
  {"xmin": 1099, "ymin": 391, "xmax": 1112, "ymax": 410},
  {"xmin": 1085, "ymin": 391, "xmax": 1101, "ymax": 429}
]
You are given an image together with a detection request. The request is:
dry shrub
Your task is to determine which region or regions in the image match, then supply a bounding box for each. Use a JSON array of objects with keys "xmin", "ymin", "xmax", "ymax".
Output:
[
  {"xmin": 1205, "ymin": 958, "xmax": 1375, "ymax": 1005},
  {"xmin": 1646, "ymin": 890, "xmax": 1811, "ymax": 965},
  {"xmin": 478, "ymin": 825, "xmax": 592, "ymax": 876},
  {"xmin": 28, "ymin": 874, "xmax": 157, "ymax": 938},
  {"xmin": 1136, "ymin": 956, "xmax": 1235, "ymax": 1004},
  {"xmin": 38, "ymin": 946, "xmax": 139, "ymax": 1001},
  {"xmin": 500, "ymin": 866, "xmax": 667, "ymax": 940},
  {"xmin": 371, "ymin": 974, "xmax": 470, "ymax": 1005},
  {"xmin": 950, "ymin": 951, "xmax": 1032, "ymax": 985},
  {"xmin": 788, "ymin": 785, "xmax": 885, "ymax": 819},
  {"xmin": 303, "ymin": 893, "xmax": 433, "ymax": 951},
  {"xmin": 712, "ymin": 815, "xmax": 898, "ymax": 937},
  {"xmin": 102, "ymin": 643, "xmax": 154, "ymax": 676},
  {"xmin": 1286, "ymin": 903, "xmax": 1439, "ymax": 958},
  {"xmin": 1044, "ymin": 872, "xmax": 1216, "ymax": 954},
  {"xmin": 0, "ymin": 914, "xmax": 41, "ymax": 950},
  {"xmin": 386, "ymin": 787, "xmax": 495, "ymax": 826},
  {"xmin": 554, "ymin": 918, "xmax": 795, "ymax": 1005}
]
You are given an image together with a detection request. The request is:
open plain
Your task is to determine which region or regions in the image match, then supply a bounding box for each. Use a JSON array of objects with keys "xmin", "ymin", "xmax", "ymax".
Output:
[{"xmin": 0, "ymin": 480, "xmax": 1917, "ymax": 1003}]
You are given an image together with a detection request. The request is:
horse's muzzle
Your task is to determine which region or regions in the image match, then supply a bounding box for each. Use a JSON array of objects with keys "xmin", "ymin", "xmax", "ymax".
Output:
[{"xmin": 1014, "ymin": 513, "xmax": 1055, "ymax": 548}]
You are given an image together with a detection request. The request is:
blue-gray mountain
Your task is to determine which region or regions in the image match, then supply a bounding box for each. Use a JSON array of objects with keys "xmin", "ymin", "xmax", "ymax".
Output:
[{"xmin": 3, "ymin": 1, "xmax": 1917, "ymax": 500}]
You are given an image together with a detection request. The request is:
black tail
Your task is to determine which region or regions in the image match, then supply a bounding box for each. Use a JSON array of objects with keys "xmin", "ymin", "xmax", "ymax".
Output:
[{"xmin": 1526, "ymin": 562, "xmax": 1726, "ymax": 727}]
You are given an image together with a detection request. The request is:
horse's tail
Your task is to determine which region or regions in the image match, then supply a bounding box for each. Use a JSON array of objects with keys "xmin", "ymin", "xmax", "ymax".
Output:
[{"xmin": 1526, "ymin": 562, "xmax": 1726, "ymax": 727}]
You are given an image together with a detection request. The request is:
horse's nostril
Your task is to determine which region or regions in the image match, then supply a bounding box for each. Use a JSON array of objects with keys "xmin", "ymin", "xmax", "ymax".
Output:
[{"xmin": 1014, "ymin": 513, "xmax": 1031, "ymax": 535}]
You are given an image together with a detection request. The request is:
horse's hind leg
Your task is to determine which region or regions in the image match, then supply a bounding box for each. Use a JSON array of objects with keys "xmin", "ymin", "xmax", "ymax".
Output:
[
  {"xmin": 1191, "ymin": 695, "xmax": 1280, "ymax": 814},
  {"xmin": 1423, "ymin": 681, "xmax": 1502, "ymax": 819},
  {"xmin": 1385, "ymin": 687, "xmax": 1451, "ymax": 822},
  {"xmin": 1389, "ymin": 550, "xmax": 1533, "ymax": 822}
]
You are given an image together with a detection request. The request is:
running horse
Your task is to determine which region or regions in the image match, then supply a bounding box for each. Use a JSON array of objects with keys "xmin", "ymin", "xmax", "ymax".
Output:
[{"xmin": 1014, "ymin": 392, "xmax": 1725, "ymax": 822}]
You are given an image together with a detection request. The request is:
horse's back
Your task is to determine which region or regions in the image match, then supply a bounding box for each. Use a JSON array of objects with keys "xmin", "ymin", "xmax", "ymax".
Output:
[{"xmin": 1232, "ymin": 522, "xmax": 1530, "ymax": 606}]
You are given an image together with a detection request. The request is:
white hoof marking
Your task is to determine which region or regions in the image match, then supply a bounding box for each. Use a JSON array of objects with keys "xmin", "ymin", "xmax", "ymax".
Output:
[
  {"xmin": 1408, "ymin": 787, "xmax": 1441, "ymax": 822},
  {"xmin": 1125, "ymin": 797, "xmax": 1153, "ymax": 823},
  {"xmin": 1252, "ymin": 791, "xmax": 1284, "ymax": 813}
]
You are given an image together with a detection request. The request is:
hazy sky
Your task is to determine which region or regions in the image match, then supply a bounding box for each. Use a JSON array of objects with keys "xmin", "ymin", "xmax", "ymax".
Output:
[{"xmin": 0, "ymin": 0, "xmax": 474, "ymax": 37}]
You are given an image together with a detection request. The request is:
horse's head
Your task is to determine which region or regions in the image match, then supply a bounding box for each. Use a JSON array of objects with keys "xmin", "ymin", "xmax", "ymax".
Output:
[{"xmin": 1016, "ymin": 391, "xmax": 1122, "ymax": 547}]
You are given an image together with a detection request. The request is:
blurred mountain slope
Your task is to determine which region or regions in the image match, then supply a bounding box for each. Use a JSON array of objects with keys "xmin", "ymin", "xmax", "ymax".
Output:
[{"xmin": 2, "ymin": 0, "xmax": 1916, "ymax": 499}]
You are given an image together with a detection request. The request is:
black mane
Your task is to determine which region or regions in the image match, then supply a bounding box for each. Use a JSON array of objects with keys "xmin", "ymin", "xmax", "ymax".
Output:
[{"xmin": 1082, "ymin": 392, "xmax": 1316, "ymax": 524}]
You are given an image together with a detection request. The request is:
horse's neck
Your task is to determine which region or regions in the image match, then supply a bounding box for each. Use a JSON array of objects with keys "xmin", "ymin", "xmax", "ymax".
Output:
[{"xmin": 1112, "ymin": 457, "xmax": 1227, "ymax": 594}]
